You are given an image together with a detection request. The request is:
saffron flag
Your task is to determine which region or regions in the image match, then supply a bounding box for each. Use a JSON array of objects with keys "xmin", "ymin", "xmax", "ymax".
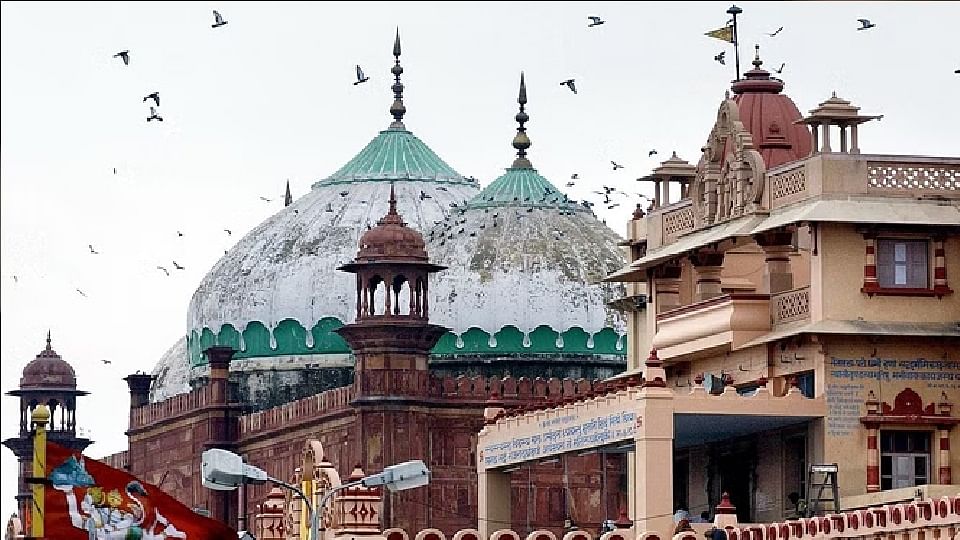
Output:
[
  {"xmin": 704, "ymin": 25, "xmax": 734, "ymax": 43},
  {"xmin": 45, "ymin": 441, "xmax": 236, "ymax": 539}
]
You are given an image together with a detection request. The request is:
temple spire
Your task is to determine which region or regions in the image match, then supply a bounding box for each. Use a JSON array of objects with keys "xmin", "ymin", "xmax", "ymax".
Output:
[
  {"xmin": 389, "ymin": 28, "xmax": 406, "ymax": 129},
  {"xmin": 284, "ymin": 179, "xmax": 292, "ymax": 207},
  {"xmin": 46, "ymin": 329, "xmax": 52, "ymax": 351},
  {"xmin": 511, "ymin": 72, "xmax": 532, "ymax": 169}
]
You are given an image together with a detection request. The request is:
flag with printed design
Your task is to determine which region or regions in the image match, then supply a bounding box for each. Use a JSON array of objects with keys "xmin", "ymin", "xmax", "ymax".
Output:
[
  {"xmin": 704, "ymin": 25, "xmax": 735, "ymax": 43},
  {"xmin": 44, "ymin": 441, "xmax": 236, "ymax": 539}
]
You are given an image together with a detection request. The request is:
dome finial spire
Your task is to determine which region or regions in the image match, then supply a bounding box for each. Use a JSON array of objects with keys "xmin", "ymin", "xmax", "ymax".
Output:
[
  {"xmin": 46, "ymin": 329, "xmax": 52, "ymax": 351},
  {"xmin": 511, "ymin": 72, "xmax": 532, "ymax": 169},
  {"xmin": 389, "ymin": 27, "xmax": 406, "ymax": 129},
  {"xmin": 752, "ymin": 43, "xmax": 762, "ymax": 69},
  {"xmin": 388, "ymin": 182, "xmax": 398, "ymax": 215}
]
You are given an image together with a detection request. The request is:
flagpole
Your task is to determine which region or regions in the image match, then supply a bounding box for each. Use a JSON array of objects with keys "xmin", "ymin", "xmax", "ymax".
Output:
[
  {"xmin": 31, "ymin": 405, "xmax": 50, "ymax": 539},
  {"xmin": 727, "ymin": 4, "xmax": 743, "ymax": 80}
]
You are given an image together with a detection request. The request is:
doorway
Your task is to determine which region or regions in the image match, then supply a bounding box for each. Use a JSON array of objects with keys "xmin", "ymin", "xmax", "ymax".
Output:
[{"xmin": 710, "ymin": 443, "xmax": 755, "ymax": 523}]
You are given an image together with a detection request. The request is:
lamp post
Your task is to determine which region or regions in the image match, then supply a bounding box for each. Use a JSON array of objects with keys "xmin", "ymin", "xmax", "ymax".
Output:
[{"xmin": 201, "ymin": 448, "xmax": 431, "ymax": 540}]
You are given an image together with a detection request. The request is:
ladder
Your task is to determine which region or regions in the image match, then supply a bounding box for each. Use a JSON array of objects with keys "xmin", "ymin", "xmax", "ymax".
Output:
[{"xmin": 805, "ymin": 463, "xmax": 840, "ymax": 517}]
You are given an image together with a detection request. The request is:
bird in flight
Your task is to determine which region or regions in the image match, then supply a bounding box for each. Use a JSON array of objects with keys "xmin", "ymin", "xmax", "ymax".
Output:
[
  {"xmin": 157, "ymin": 266, "xmax": 170, "ymax": 276},
  {"xmin": 143, "ymin": 92, "xmax": 160, "ymax": 107},
  {"xmin": 147, "ymin": 106, "xmax": 163, "ymax": 122},
  {"xmin": 587, "ymin": 16, "xmax": 605, "ymax": 27},
  {"xmin": 715, "ymin": 52, "xmax": 726, "ymax": 65},
  {"xmin": 113, "ymin": 50, "xmax": 130, "ymax": 65},
  {"xmin": 259, "ymin": 196, "xmax": 272, "ymax": 202},
  {"xmin": 571, "ymin": 173, "xmax": 579, "ymax": 180},
  {"xmin": 354, "ymin": 65, "xmax": 370, "ymax": 85},
  {"xmin": 11, "ymin": 275, "xmax": 18, "ymax": 283},
  {"xmin": 89, "ymin": 244, "xmax": 99, "ymax": 255},
  {"xmin": 611, "ymin": 161, "xmax": 624, "ymax": 170},
  {"xmin": 768, "ymin": 26, "xmax": 784, "ymax": 37},
  {"xmin": 774, "ymin": 63, "xmax": 785, "ymax": 74},
  {"xmin": 436, "ymin": 186, "xmax": 448, "ymax": 191},
  {"xmin": 224, "ymin": 229, "xmax": 232, "ymax": 235},
  {"xmin": 648, "ymin": 150, "xmax": 658, "ymax": 157},
  {"xmin": 177, "ymin": 230, "xmax": 184, "ymax": 237},
  {"xmin": 566, "ymin": 181, "xmax": 576, "ymax": 187},
  {"xmin": 172, "ymin": 261, "xmax": 185, "ymax": 270},
  {"xmin": 212, "ymin": 10, "xmax": 228, "ymax": 28},
  {"xmin": 420, "ymin": 190, "xmax": 432, "ymax": 200},
  {"xmin": 560, "ymin": 79, "xmax": 577, "ymax": 94},
  {"xmin": 101, "ymin": 359, "xmax": 112, "ymax": 365},
  {"xmin": 857, "ymin": 18, "xmax": 876, "ymax": 30},
  {"xmin": 113, "ymin": 167, "xmax": 117, "ymax": 175},
  {"xmin": 76, "ymin": 288, "xmax": 87, "ymax": 297}
]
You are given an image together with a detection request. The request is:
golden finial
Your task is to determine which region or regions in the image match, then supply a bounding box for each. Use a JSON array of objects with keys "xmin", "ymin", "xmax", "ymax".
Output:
[
  {"xmin": 31, "ymin": 404, "xmax": 50, "ymax": 425},
  {"xmin": 511, "ymin": 72, "xmax": 532, "ymax": 169}
]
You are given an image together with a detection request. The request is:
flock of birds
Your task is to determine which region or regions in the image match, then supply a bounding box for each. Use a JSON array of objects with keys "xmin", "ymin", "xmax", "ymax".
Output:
[
  {"xmin": 111, "ymin": 10, "xmax": 228, "ymax": 122},
  {"xmin": 22, "ymin": 9, "xmax": 956, "ymax": 302}
]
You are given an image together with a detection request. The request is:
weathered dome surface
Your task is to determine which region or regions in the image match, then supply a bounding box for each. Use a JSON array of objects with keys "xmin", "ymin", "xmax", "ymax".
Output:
[
  {"xmin": 21, "ymin": 335, "xmax": 77, "ymax": 389},
  {"xmin": 184, "ymin": 125, "xmax": 480, "ymax": 367},
  {"xmin": 426, "ymin": 167, "xmax": 628, "ymax": 356},
  {"xmin": 149, "ymin": 336, "xmax": 190, "ymax": 402},
  {"xmin": 729, "ymin": 54, "xmax": 812, "ymax": 169}
]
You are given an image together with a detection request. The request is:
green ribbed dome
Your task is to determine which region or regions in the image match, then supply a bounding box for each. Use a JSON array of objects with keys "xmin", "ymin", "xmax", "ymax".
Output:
[
  {"xmin": 466, "ymin": 167, "xmax": 583, "ymax": 211},
  {"xmin": 314, "ymin": 127, "xmax": 475, "ymax": 187}
]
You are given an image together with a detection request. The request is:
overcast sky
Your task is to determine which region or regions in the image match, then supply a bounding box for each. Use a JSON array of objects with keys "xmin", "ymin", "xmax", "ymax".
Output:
[{"xmin": 2, "ymin": 1, "xmax": 958, "ymax": 520}]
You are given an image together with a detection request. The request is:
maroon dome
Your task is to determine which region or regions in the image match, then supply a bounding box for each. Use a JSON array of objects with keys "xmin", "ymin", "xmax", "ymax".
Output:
[
  {"xmin": 20, "ymin": 334, "xmax": 76, "ymax": 389},
  {"xmin": 728, "ymin": 49, "xmax": 812, "ymax": 169},
  {"xmin": 356, "ymin": 184, "xmax": 429, "ymax": 262}
]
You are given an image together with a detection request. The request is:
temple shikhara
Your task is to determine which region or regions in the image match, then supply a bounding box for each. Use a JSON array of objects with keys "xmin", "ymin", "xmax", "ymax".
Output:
[{"xmin": 4, "ymin": 25, "xmax": 959, "ymax": 540}]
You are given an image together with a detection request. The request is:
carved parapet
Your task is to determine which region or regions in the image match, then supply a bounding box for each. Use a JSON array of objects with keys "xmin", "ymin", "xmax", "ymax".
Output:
[
  {"xmin": 334, "ymin": 466, "xmax": 383, "ymax": 540},
  {"xmin": 129, "ymin": 385, "xmax": 215, "ymax": 429},
  {"xmin": 239, "ymin": 386, "xmax": 355, "ymax": 437}
]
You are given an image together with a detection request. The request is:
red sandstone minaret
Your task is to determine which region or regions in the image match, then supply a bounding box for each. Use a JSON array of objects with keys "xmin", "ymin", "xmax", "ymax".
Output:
[
  {"xmin": 335, "ymin": 183, "xmax": 449, "ymax": 532},
  {"xmin": 336, "ymin": 183, "xmax": 449, "ymax": 388}
]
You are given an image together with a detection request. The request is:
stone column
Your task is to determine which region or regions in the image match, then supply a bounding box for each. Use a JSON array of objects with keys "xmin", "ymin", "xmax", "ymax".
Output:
[
  {"xmin": 653, "ymin": 179, "xmax": 662, "ymax": 208},
  {"xmin": 124, "ymin": 373, "xmax": 153, "ymax": 409},
  {"xmin": 811, "ymin": 123, "xmax": 820, "ymax": 154},
  {"xmin": 478, "ymin": 468, "xmax": 511, "ymax": 539},
  {"xmin": 866, "ymin": 423, "xmax": 880, "ymax": 492},
  {"xmin": 633, "ymin": 350, "xmax": 674, "ymax": 536},
  {"xmin": 821, "ymin": 123, "xmax": 832, "ymax": 153},
  {"xmin": 862, "ymin": 233, "xmax": 879, "ymax": 294},
  {"xmin": 755, "ymin": 231, "xmax": 796, "ymax": 294},
  {"xmin": 690, "ymin": 250, "xmax": 725, "ymax": 301},
  {"xmin": 850, "ymin": 124, "xmax": 860, "ymax": 154},
  {"xmin": 203, "ymin": 345, "xmax": 238, "ymax": 527},
  {"xmin": 839, "ymin": 125, "xmax": 848, "ymax": 153},
  {"xmin": 937, "ymin": 427, "xmax": 951, "ymax": 485},
  {"xmin": 933, "ymin": 236, "xmax": 950, "ymax": 295},
  {"xmin": 653, "ymin": 263, "xmax": 682, "ymax": 313}
]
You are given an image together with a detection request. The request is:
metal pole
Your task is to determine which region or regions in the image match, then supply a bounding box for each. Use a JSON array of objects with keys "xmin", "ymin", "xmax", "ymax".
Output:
[
  {"xmin": 269, "ymin": 477, "xmax": 318, "ymax": 540},
  {"xmin": 727, "ymin": 5, "xmax": 743, "ymax": 80}
]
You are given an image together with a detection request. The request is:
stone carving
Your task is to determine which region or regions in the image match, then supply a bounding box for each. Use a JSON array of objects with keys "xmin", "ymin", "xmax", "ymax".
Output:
[{"xmin": 691, "ymin": 98, "xmax": 768, "ymax": 225}]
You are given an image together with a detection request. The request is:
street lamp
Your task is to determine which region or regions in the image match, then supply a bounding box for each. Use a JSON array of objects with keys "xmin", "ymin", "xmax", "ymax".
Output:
[{"xmin": 201, "ymin": 448, "xmax": 431, "ymax": 540}]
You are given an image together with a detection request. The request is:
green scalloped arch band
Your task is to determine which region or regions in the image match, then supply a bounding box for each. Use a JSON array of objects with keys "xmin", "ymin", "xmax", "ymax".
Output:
[{"xmin": 187, "ymin": 319, "xmax": 626, "ymax": 367}]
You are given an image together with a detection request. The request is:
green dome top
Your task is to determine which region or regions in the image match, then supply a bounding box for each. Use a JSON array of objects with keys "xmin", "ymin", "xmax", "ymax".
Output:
[
  {"xmin": 314, "ymin": 127, "xmax": 477, "ymax": 187},
  {"xmin": 466, "ymin": 167, "xmax": 584, "ymax": 211}
]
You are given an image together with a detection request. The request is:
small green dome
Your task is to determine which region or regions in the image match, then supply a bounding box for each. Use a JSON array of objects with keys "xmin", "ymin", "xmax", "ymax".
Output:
[
  {"xmin": 466, "ymin": 167, "xmax": 584, "ymax": 211},
  {"xmin": 314, "ymin": 127, "xmax": 476, "ymax": 187}
]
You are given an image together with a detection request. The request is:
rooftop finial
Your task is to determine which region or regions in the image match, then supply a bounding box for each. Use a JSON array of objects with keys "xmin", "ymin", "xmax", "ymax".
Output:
[
  {"xmin": 46, "ymin": 329, "xmax": 52, "ymax": 351},
  {"xmin": 388, "ymin": 182, "xmax": 398, "ymax": 215},
  {"xmin": 389, "ymin": 28, "xmax": 406, "ymax": 129},
  {"xmin": 284, "ymin": 179, "xmax": 292, "ymax": 207},
  {"xmin": 511, "ymin": 72, "xmax": 532, "ymax": 169},
  {"xmin": 752, "ymin": 44, "xmax": 762, "ymax": 69}
]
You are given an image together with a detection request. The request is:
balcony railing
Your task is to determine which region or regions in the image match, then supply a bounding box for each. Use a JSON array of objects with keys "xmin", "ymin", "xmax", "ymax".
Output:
[{"xmin": 770, "ymin": 286, "xmax": 810, "ymax": 326}]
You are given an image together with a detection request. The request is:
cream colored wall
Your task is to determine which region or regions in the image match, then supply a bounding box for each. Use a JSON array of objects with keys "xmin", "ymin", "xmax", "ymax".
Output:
[
  {"xmin": 755, "ymin": 434, "xmax": 784, "ymax": 523},
  {"xmin": 819, "ymin": 335, "xmax": 960, "ymax": 499},
  {"xmin": 665, "ymin": 347, "xmax": 769, "ymax": 388},
  {"xmin": 818, "ymin": 224, "xmax": 960, "ymax": 322},
  {"xmin": 719, "ymin": 246, "xmax": 765, "ymax": 292}
]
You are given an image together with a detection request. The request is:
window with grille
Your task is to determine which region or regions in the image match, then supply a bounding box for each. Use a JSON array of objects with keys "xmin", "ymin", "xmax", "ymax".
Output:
[
  {"xmin": 877, "ymin": 239, "xmax": 928, "ymax": 289},
  {"xmin": 880, "ymin": 431, "xmax": 930, "ymax": 490}
]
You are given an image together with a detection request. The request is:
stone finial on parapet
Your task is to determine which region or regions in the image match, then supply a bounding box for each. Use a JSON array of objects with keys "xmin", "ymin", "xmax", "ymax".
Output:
[
  {"xmin": 641, "ymin": 349, "xmax": 666, "ymax": 388},
  {"xmin": 938, "ymin": 391, "xmax": 953, "ymax": 416},
  {"xmin": 484, "ymin": 390, "xmax": 506, "ymax": 424},
  {"xmin": 335, "ymin": 465, "xmax": 383, "ymax": 539},
  {"xmin": 124, "ymin": 372, "xmax": 154, "ymax": 408},
  {"xmin": 614, "ymin": 507, "xmax": 634, "ymax": 529},
  {"xmin": 713, "ymin": 492, "xmax": 738, "ymax": 528}
]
